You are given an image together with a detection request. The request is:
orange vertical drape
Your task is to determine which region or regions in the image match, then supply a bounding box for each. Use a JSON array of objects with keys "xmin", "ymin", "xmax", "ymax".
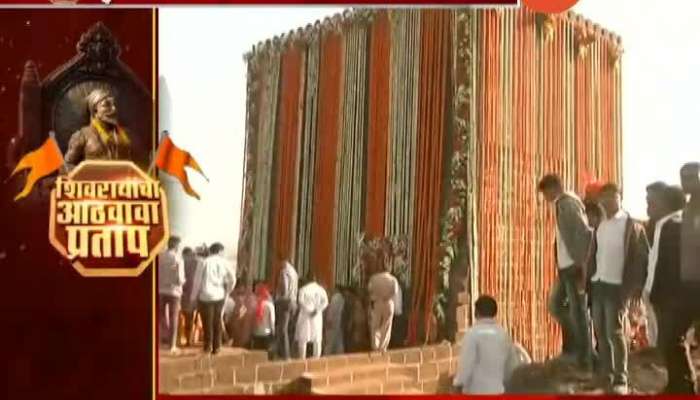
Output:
[
  {"xmin": 311, "ymin": 31, "xmax": 345, "ymax": 288},
  {"xmin": 269, "ymin": 46, "xmax": 304, "ymax": 289},
  {"xmin": 477, "ymin": 9, "xmax": 502, "ymax": 312},
  {"xmin": 364, "ymin": 11, "xmax": 391, "ymax": 237},
  {"xmin": 408, "ymin": 9, "xmax": 451, "ymax": 344}
]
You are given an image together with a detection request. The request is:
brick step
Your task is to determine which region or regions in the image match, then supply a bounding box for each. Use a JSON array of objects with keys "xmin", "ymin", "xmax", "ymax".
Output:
[
  {"xmin": 299, "ymin": 363, "xmax": 419, "ymax": 392},
  {"xmin": 160, "ymin": 348, "xmax": 268, "ymax": 375},
  {"xmin": 402, "ymin": 388, "xmax": 426, "ymax": 395},
  {"xmin": 311, "ymin": 375, "xmax": 421, "ymax": 395},
  {"xmin": 161, "ymin": 343, "xmax": 456, "ymax": 394},
  {"xmin": 159, "ymin": 349, "xmax": 268, "ymax": 393},
  {"xmin": 204, "ymin": 381, "xmax": 293, "ymax": 395}
]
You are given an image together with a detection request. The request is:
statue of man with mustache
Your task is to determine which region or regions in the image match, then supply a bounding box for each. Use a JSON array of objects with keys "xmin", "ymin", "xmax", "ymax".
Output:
[{"xmin": 64, "ymin": 87, "xmax": 132, "ymax": 171}]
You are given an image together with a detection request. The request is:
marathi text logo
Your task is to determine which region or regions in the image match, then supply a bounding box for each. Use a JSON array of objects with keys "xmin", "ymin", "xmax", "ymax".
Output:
[{"xmin": 49, "ymin": 160, "xmax": 169, "ymax": 277}]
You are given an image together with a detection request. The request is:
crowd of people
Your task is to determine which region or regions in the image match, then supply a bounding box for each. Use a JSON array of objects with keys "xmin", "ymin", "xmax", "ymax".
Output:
[
  {"xmin": 452, "ymin": 162, "xmax": 700, "ymax": 395},
  {"xmin": 159, "ymin": 163, "xmax": 700, "ymax": 395},
  {"xmin": 536, "ymin": 162, "xmax": 700, "ymax": 395},
  {"xmin": 158, "ymin": 242, "xmax": 407, "ymax": 361}
]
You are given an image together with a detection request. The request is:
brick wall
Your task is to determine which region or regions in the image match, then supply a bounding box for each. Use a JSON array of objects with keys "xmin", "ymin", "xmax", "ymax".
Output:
[{"xmin": 160, "ymin": 343, "xmax": 461, "ymax": 395}]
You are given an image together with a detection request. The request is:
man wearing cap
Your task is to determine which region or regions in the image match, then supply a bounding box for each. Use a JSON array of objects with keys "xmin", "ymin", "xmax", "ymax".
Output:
[{"xmin": 64, "ymin": 87, "xmax": 131, "ymax": 170}]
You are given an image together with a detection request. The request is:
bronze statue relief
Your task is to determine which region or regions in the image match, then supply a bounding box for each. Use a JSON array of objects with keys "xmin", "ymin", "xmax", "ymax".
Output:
[
  {"xmin": 4, "ymin": 22, "xmax": 151, "ymax": 204},
  {"xmin": 64, "ymin": 87, "xmax": 132, "ymax": 171}
]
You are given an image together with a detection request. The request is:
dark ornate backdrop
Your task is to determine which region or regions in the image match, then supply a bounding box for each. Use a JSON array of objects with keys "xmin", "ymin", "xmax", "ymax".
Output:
[{"xmin": 0, "ymin": 9, "xmax": 154, "ymax": 399}]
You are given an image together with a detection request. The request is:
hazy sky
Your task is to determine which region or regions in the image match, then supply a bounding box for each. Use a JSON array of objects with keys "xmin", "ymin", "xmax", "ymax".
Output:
[
  {"xmin": 159, "ymin": 1, "xmax": 700, "ymax": 252},
  {"xmin": 574, "ymin": 0, "xmax": 700, "ymax": 217},
  {"xmin": 159, "ymin": 7, "xmax": 343, "ymax": 253}
]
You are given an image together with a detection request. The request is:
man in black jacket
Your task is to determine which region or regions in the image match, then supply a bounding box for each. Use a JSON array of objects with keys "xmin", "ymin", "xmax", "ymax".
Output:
[
  {"xmin": 644, "ymin": 185, "xmax": 687, "ymax": 393},
  {"xmin": 668, "ymin": 162, "xmax": 700, "ymax": 394}
]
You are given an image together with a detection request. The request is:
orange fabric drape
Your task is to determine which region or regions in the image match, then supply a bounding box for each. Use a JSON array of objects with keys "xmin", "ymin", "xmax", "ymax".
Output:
[
  {"xmin": 477, "ymin": 9, "xmax": 502, "ymax": 342},
  {"xmin": 310, "ymin": 31, "xmax": 345, "ymax": 288},
  {"xmin": 364, "ymin": 11, "xmax": 391, "ymax": 237},
  {"xmin": 269, "ymin": 46, "xmax": 304, "ymax": 289},
  {"xmin": 408, "ymin": 9, "xmax": 451, "ymax": 344}
]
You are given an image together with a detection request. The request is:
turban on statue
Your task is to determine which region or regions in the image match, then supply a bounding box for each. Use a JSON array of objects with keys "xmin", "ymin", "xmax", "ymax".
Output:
[{"xmin": 86, "ymin": 88, "xmax": 113, "ymax": 115}]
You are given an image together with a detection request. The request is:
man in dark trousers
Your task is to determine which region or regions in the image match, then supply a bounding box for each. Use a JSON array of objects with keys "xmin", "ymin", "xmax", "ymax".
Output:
[
  {"xmin": 644, "ymin": 184, "xmax": 688, "ymax": 393},
  {"xmin": 666, "ymin": 162, "xmax": 700, "ymax": 394},
  {"xmin": 275, "ymin": 260, "xmax": 298, "ymax": 360},
  {"xmin": 538, "ymin": 174, "xmax": 594, "ymax": 371},
  {"xmin": 589, "ymin": 183, "xmax": 649, "ymax": 395}
]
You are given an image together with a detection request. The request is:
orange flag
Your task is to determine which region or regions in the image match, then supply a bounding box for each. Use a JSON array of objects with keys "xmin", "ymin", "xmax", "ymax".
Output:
[
  {"xmin": 9, "ymin": 134, "xmax": 64, "ymax": 201},
  {"xmin": 155, "ymin": 135, "xmax": 208, "ymax": 200}
]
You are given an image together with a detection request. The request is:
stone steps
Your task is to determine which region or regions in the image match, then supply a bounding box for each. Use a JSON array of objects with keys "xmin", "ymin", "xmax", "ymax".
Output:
[
  {"xmin": 159, "ymin": 348, "xmax": 268, "ymax": 393},
  {"xmin": 311, "ymin": 374, "xmax": 421, "ymax": 395},
  {"xmin": 160, "ymin": 342, "xmax": 458, "ymax": 395},
  {"xmin": 298, "ymin": 362, "xmax": 419, "ymax": 392}
]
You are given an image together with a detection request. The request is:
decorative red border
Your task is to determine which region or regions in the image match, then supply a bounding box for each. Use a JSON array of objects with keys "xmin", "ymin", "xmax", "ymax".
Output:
[
  {"xmin": 158, "ymin": 396, "xmax": 700, "ymax": 399},
  {"xmin": 0, "ymin": 0, "xmax": 518, "ymax": 5}
]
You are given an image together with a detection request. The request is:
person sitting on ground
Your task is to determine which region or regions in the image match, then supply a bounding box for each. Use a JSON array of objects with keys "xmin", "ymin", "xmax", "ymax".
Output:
[{"xmin": 453, "ymin": 295, "xmax": 520, "ymax": 394}]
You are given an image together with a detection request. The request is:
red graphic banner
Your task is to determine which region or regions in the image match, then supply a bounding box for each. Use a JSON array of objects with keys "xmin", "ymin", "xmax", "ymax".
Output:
[{"xmin": 3, "ymin": 0, "xmax": 517, "ymax": 4}]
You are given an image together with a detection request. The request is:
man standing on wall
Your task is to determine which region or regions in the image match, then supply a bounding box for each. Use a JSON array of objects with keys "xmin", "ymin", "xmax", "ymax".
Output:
[
  {"xmin": 669, "ymin": 162, "xmax": 700, "ymax": 394},
  {"xmin": 589, "ymin": 183, "xmax": 649, "ymax": 395},
  {"xmin": 644, "ymin": 182, "xmax": 684, "ymax": 350},
  {"xmin": 644, "ymin": 184, "xmax": 687, "ymax": 393},
  {"xmin": 538, "ymin": 174, "xmax": 594, "ymax": 371},
  {"xmin": 276, "ymin": 260, "xmax": 298, "ymax": 360}
]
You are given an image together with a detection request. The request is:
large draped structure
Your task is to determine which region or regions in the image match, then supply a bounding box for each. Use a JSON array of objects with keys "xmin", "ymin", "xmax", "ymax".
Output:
[{"xmin": 237, "ymin": 7, "xmax": 622, "ymax": 360}]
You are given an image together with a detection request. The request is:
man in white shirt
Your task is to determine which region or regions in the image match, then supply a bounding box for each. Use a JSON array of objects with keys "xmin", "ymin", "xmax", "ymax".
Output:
[
  {"xmin": 190, "ymin": 243, "xmax": 236, "ymax": 355},
  {"xmin": 453, "ymin": 295, "xmax": 521, "ymax": 394},
  {"xmin": 295, "ymin": 274, "xmax": 328, "ymax": 359},
  {"xmin": 275, "ymin": 260, "xmax": 298, "ymax": 360},
  {"xmin": 158, "ymin": 236, "xmax": 185, "ymax": 353},
  {"xmin": 590, "ymin": 183, "xmax": 649, "ymax": 394},
  {"xmin": 538, "ymin": 174, "xmax": 594, "ymax": 369}
]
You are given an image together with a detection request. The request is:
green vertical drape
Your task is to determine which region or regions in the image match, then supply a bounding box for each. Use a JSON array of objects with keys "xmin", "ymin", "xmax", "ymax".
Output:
[
  {"xmin": 296, "ymin": 35, "xmax": 320, "ymax": 280},
  {"xmin": 334, "ymin": 21, "xmax": 369, "ymax": 286}
]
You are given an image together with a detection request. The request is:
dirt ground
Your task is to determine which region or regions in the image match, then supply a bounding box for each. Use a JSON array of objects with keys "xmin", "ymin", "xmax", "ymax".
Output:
[{"xmin": 507, "ymin": 347, "xmax": 700, "ymax": 394}]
